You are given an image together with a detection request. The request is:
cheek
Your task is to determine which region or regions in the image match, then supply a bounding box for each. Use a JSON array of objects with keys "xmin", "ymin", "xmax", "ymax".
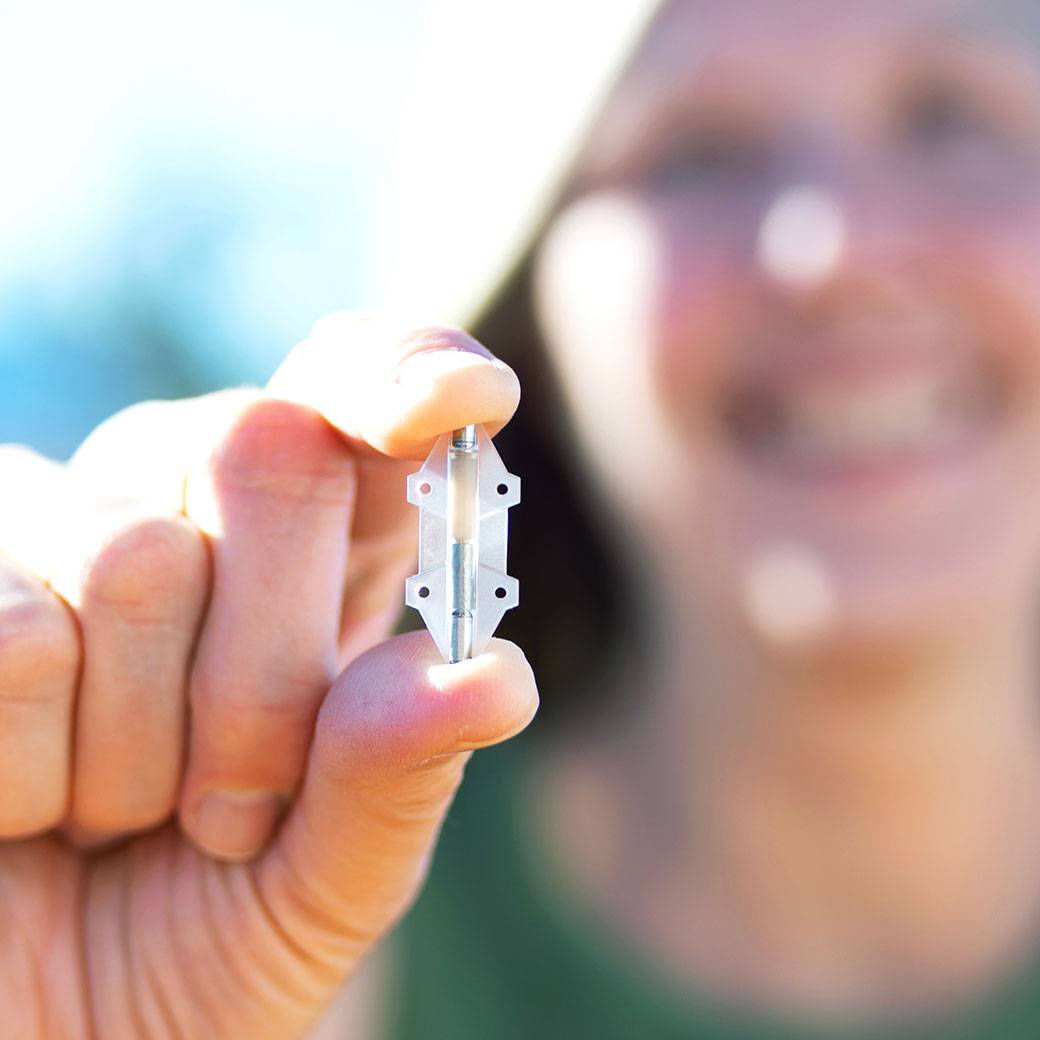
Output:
[
  {"xmin": 534, "ymin": 191, "xmax": 660, "ymax": 391},
  {"xmin": 533, "ymin": 189, "xmax": 768, "ymax": 546},
  {"xmin": 971, "ymin": 226, "xmax": 1040, "ymax": 346},
  {"xmin": 935, "ymin": 212, "xmax": 1040, "ymax": 430},
  {"xmin": 532, "ymin": 192, "xmax": 691, "ymax": 509},
  {"xmin": 534, "ymin": 189, "xmax": 748, "ymax": 443}
]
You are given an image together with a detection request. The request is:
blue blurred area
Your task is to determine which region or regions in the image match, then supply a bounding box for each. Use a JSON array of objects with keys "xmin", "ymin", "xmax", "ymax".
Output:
[{"xmin": 0, "ymin": 0, "xmax": 427, "ymax": 458}]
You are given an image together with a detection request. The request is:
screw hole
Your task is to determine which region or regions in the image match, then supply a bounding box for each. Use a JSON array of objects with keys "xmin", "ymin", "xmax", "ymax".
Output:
[
  {"xmin": 495, "ymin": 587, "xmax": 507, "ymax": 599},
  {"xmin": 420, "ymin": 482, "xmax": 432, "ymax": 495},
  {"xmin": 419, "ymin": 586, "xmax": 430, "ymax": 599},
  {"xmin": 497, "ymin": 483, "xmax": 508, "ymax": 495}
]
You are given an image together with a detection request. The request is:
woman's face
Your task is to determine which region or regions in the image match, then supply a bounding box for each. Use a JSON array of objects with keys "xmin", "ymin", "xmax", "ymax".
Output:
[{"xmin": 534, "ymin": 0, "xmax": 1040, "ymax": 651}]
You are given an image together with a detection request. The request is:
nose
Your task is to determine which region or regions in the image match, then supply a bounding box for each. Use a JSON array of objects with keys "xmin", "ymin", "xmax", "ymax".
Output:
[
  {"xmin": 751, "ymin": 121, "xmax": 931, "ymax": 297},
  {"xmin": 753, "ymin": 168, "xmax": 927, "ymax": 305}
]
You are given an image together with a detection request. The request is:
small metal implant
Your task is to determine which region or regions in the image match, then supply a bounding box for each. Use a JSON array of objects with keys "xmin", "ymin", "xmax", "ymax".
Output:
[
  {"xmin": 446, "ymin": 425, "xmax": 478, "ymax": 662},
  {"xmin": 405, "ymin": 423, "xmax": 519, "ymax": 663}
]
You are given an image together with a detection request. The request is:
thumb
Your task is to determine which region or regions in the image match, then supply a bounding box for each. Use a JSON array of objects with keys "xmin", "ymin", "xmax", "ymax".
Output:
[{"xmin": 255, "ymin": 630, "xmax": 538, "ymax": 968}]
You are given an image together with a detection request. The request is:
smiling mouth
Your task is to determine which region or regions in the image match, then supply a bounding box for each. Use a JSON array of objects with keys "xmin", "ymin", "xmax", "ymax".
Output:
[{"xmin": 722, "ymin": 357, "xmax": 1005, "ymax": 476}]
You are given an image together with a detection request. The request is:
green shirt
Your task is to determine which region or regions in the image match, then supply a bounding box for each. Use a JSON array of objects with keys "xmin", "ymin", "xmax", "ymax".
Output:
[{"xmin": 387, "ymin": 743, "xmax": 1040, "ymax": 1039}]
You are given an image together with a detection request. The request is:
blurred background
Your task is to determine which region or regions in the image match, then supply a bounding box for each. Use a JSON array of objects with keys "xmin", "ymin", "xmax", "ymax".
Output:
[{"xmin": 0, "ymin": 0, "xmax": 428, "ymax": 459}]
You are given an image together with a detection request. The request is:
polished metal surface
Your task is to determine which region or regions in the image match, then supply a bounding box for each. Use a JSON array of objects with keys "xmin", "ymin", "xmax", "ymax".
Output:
[{"xmin": 406, "ymin": 424, "xmax": 519, "ymax": 663}]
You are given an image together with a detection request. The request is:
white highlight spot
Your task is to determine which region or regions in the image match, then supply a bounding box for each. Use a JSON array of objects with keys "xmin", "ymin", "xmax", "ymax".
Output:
[
  {"xmin": 744, "ymin": 543, "xmax": 836, "ymax": 645},
  {"xmin": 757, "ymin": 186, "xmax": 846, "ymax": 288}
]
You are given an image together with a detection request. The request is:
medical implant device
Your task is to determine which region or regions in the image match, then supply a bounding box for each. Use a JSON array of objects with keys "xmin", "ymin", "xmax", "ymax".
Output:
[{"xmin": 406, "ymin": 424, "xmax": 519, "ymax": 663}]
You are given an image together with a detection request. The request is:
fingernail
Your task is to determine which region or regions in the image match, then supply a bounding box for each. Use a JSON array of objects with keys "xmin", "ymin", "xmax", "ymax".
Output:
[
  {"xmin": 192, "ymin": 790, "xmax": 282, "ymax": 859},
  {"xmin": 395, "ymin": 346, "xmax": 501, "ymax": 384}
]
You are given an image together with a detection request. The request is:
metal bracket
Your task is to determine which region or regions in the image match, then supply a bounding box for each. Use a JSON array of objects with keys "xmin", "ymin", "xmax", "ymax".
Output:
[{"xmin": 405, "ymin": 424, "xmax": 519, "ymax": 663}]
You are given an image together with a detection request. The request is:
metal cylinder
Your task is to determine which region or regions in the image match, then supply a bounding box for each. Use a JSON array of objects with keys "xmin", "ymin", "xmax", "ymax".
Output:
[{"xmin": 447, "ymin": 425, "xmax": 479, "ymax": 662}]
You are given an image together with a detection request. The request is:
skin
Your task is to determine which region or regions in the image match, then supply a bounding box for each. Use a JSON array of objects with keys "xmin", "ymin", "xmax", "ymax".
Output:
[
  {"xmin": 0, "ymin": 313, "xmax": 537, "ymax": 1038},
  {"xmin": 7, "ymin": 0, "xmax": 1040, "ymax": 1035},
  {"xmin": 532, "ymin": 0, "xmax": 1040, "ymax": 1024}
]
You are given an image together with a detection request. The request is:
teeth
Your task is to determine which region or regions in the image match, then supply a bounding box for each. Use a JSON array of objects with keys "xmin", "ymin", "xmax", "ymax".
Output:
[{"xmin": 756, "ymin": 372, "xmax": 991, "ymax": 463}]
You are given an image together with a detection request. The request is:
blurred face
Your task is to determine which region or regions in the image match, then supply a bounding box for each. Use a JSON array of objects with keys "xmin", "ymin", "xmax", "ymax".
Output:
[{"xmin": 533, "ymin": 0, "xmax": 1040, "ymax": 651}]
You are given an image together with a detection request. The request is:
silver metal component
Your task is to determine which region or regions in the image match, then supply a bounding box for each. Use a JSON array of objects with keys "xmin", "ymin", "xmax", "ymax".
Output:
[
  {"xmin": 447, "ymin": 426, "xmax": 478, "ymax": 661},
  {"xmin": 406, "ymin": 423, "xmax": 519, "ymax": 663}
]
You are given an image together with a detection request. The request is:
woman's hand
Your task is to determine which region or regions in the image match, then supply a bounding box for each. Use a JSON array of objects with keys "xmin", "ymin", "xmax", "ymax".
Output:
[{"xmin": 0, "ymin": 314, "xmax": 537, "ymax": 1039}]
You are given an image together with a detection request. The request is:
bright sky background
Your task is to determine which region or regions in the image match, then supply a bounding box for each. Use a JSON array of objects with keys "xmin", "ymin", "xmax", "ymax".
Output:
[{"xmin": 0, "ymin": 0, "xmax": 429, "ymax": 455}]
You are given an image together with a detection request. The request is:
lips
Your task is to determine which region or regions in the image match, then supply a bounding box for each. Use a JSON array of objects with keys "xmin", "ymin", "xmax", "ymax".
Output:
[{"xmin": 721, "ymin": 351, "xmax": 1004, "ymax": 475}]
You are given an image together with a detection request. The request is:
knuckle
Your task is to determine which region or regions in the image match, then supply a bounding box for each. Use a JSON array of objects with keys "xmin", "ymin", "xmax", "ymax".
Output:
[
  {"xmin": 83, "ymin": 511, "xmax": 207, "ymax": 624},
  {"xmin": 0, "ymin": 799, "xmax": 64, "ymax": 838},
  {"xmin": 71, "ymin": 391, "xmax": 257, "ymax": 477},
  {"xmin": 0, "ymin": 595, "xmax": 78, "ymax": 692},
  {"xmin": 190, "ymin": 670, "xmax": 324, "ymax": 727},
  {"xmin": 72, "ymin": 797, "xmax": 173, "ymax": 836},
  {"xmin": 211, "ymin": 396, "xmax": 354, "ymax": 504},
  {"xmin": 0, "ymin": 448, "xmax": 64, "ymax": 519},
  {"xmin": 188, "ymin": 673, "xmax": 321, "ymax": 786},
  {"xmin": 70, "ymin": 399, "xmax": 174, "ymax": 466}
]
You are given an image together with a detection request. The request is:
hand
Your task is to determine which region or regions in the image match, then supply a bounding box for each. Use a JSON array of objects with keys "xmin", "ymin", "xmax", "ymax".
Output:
[{"xmin": 0, "ymin": 314, "xmax": 537, "ymax": 1039}]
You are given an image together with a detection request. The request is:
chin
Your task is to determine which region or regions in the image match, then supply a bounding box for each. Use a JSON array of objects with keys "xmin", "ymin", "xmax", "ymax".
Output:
[
  {"xmin": 663, "ymin": 442, "xmax": 1040, "ymax": 674},
  {"xmin": 712, "ymin": 515, "xmax": 1040, "ymax": 666}
]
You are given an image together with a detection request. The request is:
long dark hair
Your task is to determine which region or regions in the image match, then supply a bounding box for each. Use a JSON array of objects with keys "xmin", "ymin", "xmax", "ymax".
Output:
[{"xmin": 473, "ymin": 255, "xmax": 641, "ymax": 720}]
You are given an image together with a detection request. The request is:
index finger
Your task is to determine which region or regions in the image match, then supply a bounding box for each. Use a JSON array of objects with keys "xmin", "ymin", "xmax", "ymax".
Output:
[
  {"xmin": 267, "ymin": 313, "xmax": 522, "ymax": 638},
  {"xmin": 178, "ymin": 316, "xmax": 520, "ymax": 858},
  {"xmin": 266, "ymin": 312, "xmax": 521, "ymax": 462}
]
